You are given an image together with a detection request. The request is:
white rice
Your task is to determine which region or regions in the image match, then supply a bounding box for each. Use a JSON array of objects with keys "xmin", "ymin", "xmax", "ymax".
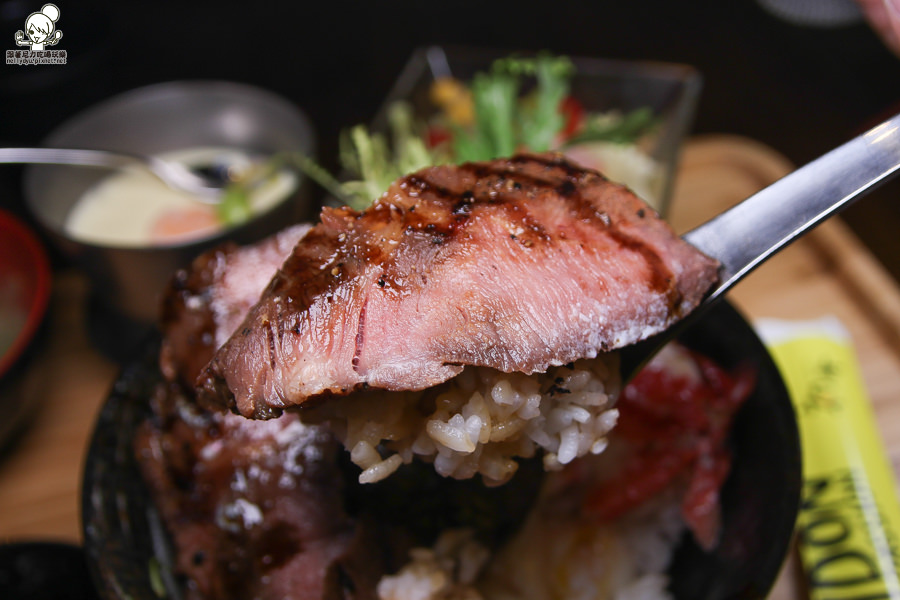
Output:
[
  {"xmin": 377, "ymin": 530, "xmax": 490, "ymax": 600},
  {"xmin": 481, "ymin": 494, "xmax": 684, "ymax": 600},
  {"xmin": 367, "ymin": 346, "xmax": 706, "ymax": 600},
  {"xmin": 378, "ymin": 491, "xmax": 684, "ymax": 600},
  {"xmin": 306, "ymin": 354, "xmax": 621, "ymax": 486}
]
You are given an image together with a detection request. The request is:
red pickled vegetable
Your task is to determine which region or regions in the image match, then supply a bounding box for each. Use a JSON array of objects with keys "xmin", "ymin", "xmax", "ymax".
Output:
[
  {"xmin": 558, "ymin": 96, "xmax": 585, "ymax": 140},
  {"xmin": 582, "ymin": 345, "xmax": 755, "ymax": 550}
]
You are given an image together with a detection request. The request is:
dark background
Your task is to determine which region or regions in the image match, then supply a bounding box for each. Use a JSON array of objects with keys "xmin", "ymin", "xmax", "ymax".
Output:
[{"xmin": 3, "ymin": 0, "xmax": 900, "ymax": 277}]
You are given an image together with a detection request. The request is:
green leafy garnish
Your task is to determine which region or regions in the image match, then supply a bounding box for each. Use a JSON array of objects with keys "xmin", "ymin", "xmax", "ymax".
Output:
[
  {"xmin": 452, "ymin": 64, "xmax": 518, "ymax": 161},
  {"xmin": 451, "ymin": 53, "xmax": 574, "ymax": 162},
  {"xmin": 306, "ymin": 101, "xmax": 441, "ymax": 210},
  {"xmin": 562, "ymin": 106, "xmax": 658, "ymax": 147},
  {"xmin": 293, "ymin": 52, "xmax": 659, "ymax": 211},
  {"xmin": 515, "ymin": 54, "xmax": 574, "ymax": 152},
  {"xmin": 213, "ymin": 156, "xmax": 288, "ymax": 227},
  {"xmin": 385, "ymin": 100, "xmax": 435, "ymax": 175},
  {"xmin": 216, "ymin": 184, "xmax": 253, "ymax": 226}
]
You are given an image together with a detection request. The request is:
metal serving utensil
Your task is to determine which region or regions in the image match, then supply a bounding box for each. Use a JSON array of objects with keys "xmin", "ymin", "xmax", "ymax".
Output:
[
  {"xmin": 0, "ymin": 147, "xmax": 236, "ymax": 202},
  {"xmin": 619, "ymin": 112, "xmax": 900, "ymax": 380}
]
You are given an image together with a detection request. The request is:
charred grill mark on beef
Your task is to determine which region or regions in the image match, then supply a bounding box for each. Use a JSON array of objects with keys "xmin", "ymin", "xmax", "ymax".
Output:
[
  {"xmin": 265, "ymin": 317, "xmax": 277, "ymax": 372},
  {"xmin": 607, "ymin": 227, "xmax": 683, "ymax": 307},
  {"xmin": 352, "ymin": 297, "xmax": 368, "ymax": 375},
  {"xmin": 459, "ymin": 156, "xmax": 679, "ymax": 303},
  {"xmin": 198, "ymin": 153, "xmax": 720, "ymax": 419}
]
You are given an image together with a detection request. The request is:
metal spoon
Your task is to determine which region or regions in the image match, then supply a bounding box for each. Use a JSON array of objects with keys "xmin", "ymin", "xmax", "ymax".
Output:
[
  {"xmin": 0, "ymin": 147, "xmax": 237, "ymax": 202},
  {"xmin": 619, "ymin": 112, "xmax": 900, "ymax": 380}
]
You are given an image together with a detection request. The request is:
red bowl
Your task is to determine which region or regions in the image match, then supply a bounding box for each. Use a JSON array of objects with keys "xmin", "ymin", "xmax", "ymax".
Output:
[{"xmin": 0, "ymin": 209, "xmax": 51, "ymax": 379}]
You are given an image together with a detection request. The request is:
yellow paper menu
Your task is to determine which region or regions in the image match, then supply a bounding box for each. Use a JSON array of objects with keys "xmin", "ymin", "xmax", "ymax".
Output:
[{"xmin": 757, "ymin": 317, "xmax": 900, "ymax": 599}]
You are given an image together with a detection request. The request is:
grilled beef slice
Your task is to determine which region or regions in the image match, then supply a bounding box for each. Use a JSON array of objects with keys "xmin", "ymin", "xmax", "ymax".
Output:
[{"xmin": 199, "ymin": 153, "xmax": 720, "ymax": 419}]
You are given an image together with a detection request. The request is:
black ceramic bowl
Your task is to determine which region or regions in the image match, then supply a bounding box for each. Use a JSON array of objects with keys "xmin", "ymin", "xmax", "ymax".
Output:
[{"xmin": 81, "ymin": 300, "xmax": 801, "ymax": 600}]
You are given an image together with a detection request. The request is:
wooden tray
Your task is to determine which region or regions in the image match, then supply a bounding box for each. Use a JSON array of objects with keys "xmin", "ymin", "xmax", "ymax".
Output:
[{"xmin": 1, "ymin": 135, "xmax": 899, "ymax": 599}]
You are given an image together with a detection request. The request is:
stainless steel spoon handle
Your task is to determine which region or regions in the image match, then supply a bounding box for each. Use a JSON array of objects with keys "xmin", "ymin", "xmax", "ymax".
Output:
[
  {"xmin": 684, "ymin": 113, "xmax": 900, "ymax": 303},
  {"xmin": 0, "ymin": 147, "xmax": 222, "ymax": 200},
  {"xmin": 0, "ymin": 147, "xmax": 142, "ymax": 170}
]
